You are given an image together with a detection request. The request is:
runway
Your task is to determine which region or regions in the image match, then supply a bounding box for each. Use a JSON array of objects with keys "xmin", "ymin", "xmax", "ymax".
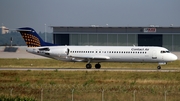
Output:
[{"xmin": 0, "ymin": 68, "xmax": 180, "ymax": 72}]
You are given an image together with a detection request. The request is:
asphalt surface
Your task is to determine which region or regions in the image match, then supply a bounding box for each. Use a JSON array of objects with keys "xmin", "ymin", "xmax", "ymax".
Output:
[
  {"xmin": 0, "ymin": 46, "xmax": 46, "ymax": 59},
  {"xmin": 0, "ymin": 68, "xmax": 180, "ymax": 72}
]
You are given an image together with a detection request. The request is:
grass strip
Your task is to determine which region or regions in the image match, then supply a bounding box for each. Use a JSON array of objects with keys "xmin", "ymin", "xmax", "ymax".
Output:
[
  {"xmin": 0, "ymin": 59, "xmax": 180, "ymax": 69},
  {"xmin": 0, "ymin": 70, "xmax": 180, "ymax": 101},
  {"xmin": 0, "ymin": 70, "xmax": 180, "ymax": 85}
]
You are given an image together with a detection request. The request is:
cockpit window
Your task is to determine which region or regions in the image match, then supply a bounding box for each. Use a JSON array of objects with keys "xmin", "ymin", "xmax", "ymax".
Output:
[{"xmin": 160, "ymin": 50, "xmax": 170, "ymax": 53}]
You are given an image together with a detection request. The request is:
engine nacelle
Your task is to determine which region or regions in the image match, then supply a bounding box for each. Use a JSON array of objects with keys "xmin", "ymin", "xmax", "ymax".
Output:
[{"xmin": 49, "ymin": 48, "xmax": 69, "ymax": 57}]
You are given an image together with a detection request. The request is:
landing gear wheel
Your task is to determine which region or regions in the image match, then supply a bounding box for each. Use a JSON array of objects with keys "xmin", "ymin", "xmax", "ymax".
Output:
[
  {"xmin": 95, "ymin": 63, "xmax": 101, "ymax": 69},
  {"xmin": 157, "ymin": 65, "xmax": 161, "ymax": 70},
  {"xmin": 86, "ymin": 64, "xmax": 92, "ymax": 69}
]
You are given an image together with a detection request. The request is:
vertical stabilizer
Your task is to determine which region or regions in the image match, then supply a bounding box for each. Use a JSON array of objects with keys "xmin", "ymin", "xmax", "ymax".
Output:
[{"xmin": 17, "ymin": 27, "xmax": 56, "ymax": 47}]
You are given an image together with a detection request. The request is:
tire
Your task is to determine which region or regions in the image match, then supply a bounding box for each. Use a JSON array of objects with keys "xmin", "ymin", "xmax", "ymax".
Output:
[
  {"xmin": 86, "ymin": 64, "xmax": 92, "ymax": 69},
  {"xmin": 157, "ymin": 66, "xmax": 161, "ymax": 70},
  {"xmin": 95, "ymin": 64, "xmax": 101, "ymax": 69}
]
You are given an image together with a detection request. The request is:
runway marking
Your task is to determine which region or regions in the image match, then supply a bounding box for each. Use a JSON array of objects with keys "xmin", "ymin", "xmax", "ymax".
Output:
[{"xmin": 0, "ymin": 68, "xmax": 180, "ymax": 72}]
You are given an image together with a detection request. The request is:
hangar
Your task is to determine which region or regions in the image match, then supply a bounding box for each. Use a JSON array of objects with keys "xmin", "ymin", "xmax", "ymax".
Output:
[{"xmin": 51, "ymin": 26, "xmax": 180, "ymax": 51}]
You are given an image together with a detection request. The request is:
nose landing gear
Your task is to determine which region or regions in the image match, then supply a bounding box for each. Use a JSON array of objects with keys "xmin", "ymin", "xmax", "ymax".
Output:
[{"xmin": 157, "ymin": 65, "xmax": 161, "ymax": 70}]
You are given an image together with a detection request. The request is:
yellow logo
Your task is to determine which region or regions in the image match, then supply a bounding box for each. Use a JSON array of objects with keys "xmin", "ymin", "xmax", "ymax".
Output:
[{"xmin": 21, "ymin": 32, "xmax": 41, "ymax": 47}]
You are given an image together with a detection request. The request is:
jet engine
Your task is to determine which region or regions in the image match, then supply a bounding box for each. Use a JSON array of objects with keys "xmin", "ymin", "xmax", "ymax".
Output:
[{"xmin": 49, "ymin": 48, "xmax": 69, "ymax": 57}]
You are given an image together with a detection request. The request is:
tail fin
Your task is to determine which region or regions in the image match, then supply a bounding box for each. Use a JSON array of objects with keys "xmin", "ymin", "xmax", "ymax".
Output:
[{"xmin": 17, "ymin": 27, "xmax": 56, "ymax": 47}]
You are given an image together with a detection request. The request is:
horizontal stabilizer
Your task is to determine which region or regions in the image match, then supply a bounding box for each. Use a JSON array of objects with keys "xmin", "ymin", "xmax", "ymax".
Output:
[{"xmin": 16, "ymin": 29, "xmax": 31, "ymax": 32}]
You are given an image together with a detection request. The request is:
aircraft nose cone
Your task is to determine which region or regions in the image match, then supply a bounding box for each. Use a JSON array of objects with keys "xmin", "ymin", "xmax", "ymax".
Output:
[{"xmin": 172, "ymin": 54, "xmax": 178, "ymax": 61}]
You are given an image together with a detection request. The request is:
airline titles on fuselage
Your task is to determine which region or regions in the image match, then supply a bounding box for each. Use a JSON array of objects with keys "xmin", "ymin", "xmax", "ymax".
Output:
[{"xmin": 131, "ymin": 48, "xmax": 149, "ymax": 51}]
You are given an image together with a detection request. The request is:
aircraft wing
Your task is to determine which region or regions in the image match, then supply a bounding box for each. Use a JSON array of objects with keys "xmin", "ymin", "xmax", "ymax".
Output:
[{"xmin": 69, "ymin": 55, "xmax": 110, "ymax": 61}]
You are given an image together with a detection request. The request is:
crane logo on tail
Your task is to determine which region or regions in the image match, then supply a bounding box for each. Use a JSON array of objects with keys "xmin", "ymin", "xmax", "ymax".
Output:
[{"xmin": 20, "ymin": 32, "xmax": 41, "ymax": 47}]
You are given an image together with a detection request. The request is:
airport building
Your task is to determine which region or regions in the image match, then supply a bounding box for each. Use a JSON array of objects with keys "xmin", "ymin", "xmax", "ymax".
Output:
[
  {"xmin": 51, "ymin": 26, "xmax": 180, "ymax": 51},
  {"xmin": 0, "ymin": 26, "xmax": 9, "ymax": 34}
]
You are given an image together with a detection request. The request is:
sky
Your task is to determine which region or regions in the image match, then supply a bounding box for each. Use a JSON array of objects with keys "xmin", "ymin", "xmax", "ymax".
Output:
[{"xmin": 0, "ymin": 0, "xmax": 180, "ymax": 32}]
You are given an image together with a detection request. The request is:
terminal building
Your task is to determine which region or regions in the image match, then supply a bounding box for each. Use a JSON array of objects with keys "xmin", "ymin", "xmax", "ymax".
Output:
[
  {"xmin": 1, "ymin": 26, "xmax": 9, "ymax": 34},
  {"xmin": 51, "ymin": 26, "xmax": 180, "ymax": 51}
]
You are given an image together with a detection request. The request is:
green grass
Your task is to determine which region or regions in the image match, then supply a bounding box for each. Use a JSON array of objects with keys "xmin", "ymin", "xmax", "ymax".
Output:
[
  {"xmin": 0, "ymin": 95, "xmax": 36, "ymax": 101},
  {"xmin": 0, "ymin": 59, "xmax": 180, "ymax": 100},
  {"xmin": 0, "ymin": 59, "xmax": 180, "ymax": 69},
  {"xmin": 0, "ymin": 71, "xmax": 180, "ymax": 101},
  {"xmin": 0, "ymin": 71, "xmax": 180, "ymax": 85}
]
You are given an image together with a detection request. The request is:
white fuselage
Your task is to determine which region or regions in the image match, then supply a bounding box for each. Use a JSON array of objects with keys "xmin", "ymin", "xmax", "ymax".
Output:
[{"xmin": 26, "ymin": 46, "xmax": 178, "ymax": 64}]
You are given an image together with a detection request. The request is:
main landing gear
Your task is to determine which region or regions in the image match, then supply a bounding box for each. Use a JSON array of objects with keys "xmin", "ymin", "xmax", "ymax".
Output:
[
  {"xmin": 86, "ymin": 64, "xmax": 92, "ymax": 69},
  {"xmin": 95, "ymin": 63, "xmax": 101, "ymax": 69},
  {"xmin": 86, "ymin": 63, "xmax": 101, "ymax": 69}
]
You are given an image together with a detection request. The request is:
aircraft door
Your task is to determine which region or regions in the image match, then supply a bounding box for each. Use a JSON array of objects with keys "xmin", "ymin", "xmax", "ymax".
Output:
[
  {"xmin": 152, "ymin": 50, "xmax": 157, "ymax": 59},
  {"xmin": 67, "ymin": 48, "xmax": 69, "ymax": 55}
]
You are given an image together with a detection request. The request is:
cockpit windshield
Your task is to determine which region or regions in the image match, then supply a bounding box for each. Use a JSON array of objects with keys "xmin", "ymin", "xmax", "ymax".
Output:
[{"xmin": 160, "ymin": 50, "xmax": 170, "ymax": 53}]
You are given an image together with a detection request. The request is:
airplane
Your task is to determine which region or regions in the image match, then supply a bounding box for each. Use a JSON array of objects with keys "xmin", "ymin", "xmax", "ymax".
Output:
[{"xmin": 16, "ymin": 27, "xmax": 178, "ymax": 69}]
